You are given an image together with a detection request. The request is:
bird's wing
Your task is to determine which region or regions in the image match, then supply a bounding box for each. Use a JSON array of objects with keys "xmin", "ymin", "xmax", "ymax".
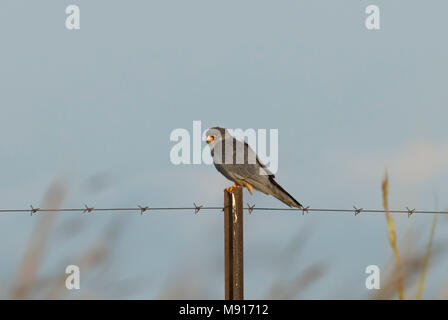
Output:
[
  {"xmin": 212, "ymin": 138, "xmax": 268, "ymax": 182},
  {"xmin": 237, "ymin": 139, "xmax": 302, "ymax": 208},
  {"xmin": 243, "ymin": 141, "xmax": 275, "ymax": 178}
]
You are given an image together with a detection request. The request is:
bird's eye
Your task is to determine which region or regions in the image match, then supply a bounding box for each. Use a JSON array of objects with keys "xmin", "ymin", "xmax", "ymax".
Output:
[{"xmin": 206, "ymin": 135, "xmax": 214, "ymax": 143}]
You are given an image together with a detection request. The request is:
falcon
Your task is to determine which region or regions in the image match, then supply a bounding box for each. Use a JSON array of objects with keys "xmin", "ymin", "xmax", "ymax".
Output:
[{"xmin": 205, "ymin": 127, "xmax": 302, "ymax": 208}]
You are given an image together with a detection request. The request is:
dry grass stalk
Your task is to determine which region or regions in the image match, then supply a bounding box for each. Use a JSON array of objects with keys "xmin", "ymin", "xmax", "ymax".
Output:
[
  {"xmin": 381, "ymin": 170, "xmax": 405, "ymax": 300},
  {"xmin": 10, "ymin": 179, "xmax": 69, "ymax": 299},
  {"xmin": 6, "ymin": 175, "xmax": 132, "ymax": 299},
  {"xmin": 416, "ymin": 214, "xmax": 438, "ymax": 299},
  {"xmin": 373, "ymin": 246, "xmax": 442, "ymax": 300}
]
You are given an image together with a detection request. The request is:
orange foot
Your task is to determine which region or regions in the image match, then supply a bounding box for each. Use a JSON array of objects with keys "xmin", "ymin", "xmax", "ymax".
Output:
[
  {"xmin": 240, "ymin": 181, "xmax": 254, "ymax": 195},
  {"xmin": 225, "ymin": 183, "xmax": 238, "ymax": 193}
]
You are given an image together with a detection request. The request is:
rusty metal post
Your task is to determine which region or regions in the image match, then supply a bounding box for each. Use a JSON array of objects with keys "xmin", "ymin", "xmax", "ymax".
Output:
[{"xmin": 224, "ymin": 186, "xmax": 244, "ymax": 300}]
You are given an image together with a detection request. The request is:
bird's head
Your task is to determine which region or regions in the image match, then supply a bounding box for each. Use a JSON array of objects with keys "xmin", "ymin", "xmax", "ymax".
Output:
[{"xmin": 205, "ymin": 127, "xmax": 228, "ymax": 149}]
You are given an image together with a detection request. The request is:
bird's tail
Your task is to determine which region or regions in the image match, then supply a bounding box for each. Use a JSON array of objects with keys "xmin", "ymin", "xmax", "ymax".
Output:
[{"xmin": 268, "ymin": 177, "xmax": 302, "ymax": 208}]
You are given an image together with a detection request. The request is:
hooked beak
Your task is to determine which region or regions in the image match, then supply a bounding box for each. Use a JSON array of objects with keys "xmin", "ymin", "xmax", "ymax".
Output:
[{"xmin": 206, "ymin": 135, "xmax": 214, "ymax": 143}]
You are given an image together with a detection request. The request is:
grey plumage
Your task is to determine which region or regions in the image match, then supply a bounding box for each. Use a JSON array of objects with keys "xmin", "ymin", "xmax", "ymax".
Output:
[{"xmin": 205, "ymin": 127, "xmax": 302, "ymax": 208}]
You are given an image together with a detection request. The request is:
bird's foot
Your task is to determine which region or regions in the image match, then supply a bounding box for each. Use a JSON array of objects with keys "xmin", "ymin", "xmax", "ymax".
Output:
[
  {"xmin": 225, "ymin": 184, "xmax": 238, "ymax": 193},
  {"xmin": 241, "ymin": 181, "xmax": 254, "ymax": 195}
]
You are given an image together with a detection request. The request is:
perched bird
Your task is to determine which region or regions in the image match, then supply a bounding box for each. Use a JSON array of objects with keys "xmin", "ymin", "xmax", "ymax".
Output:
[{"xmin": 205, "ymin": 127, "xmax": 302, "ymax": 208}]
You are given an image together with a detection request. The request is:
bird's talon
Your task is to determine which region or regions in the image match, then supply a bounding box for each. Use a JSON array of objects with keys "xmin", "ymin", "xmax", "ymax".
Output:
[{"xmin": 225, "ymin": 184, "xmax": 238, "ymax": 193}]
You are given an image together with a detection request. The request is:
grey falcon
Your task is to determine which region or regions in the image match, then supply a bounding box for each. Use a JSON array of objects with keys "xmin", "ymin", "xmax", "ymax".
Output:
[{"xmin": 205, "ymin": 127, "xmax": 302, "ymax": 208}]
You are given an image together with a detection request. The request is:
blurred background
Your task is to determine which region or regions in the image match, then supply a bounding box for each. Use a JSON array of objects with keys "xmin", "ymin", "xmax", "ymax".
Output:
[{"xmin": 0, "ymin": 0, "xmax": 447, "ymax": 299}]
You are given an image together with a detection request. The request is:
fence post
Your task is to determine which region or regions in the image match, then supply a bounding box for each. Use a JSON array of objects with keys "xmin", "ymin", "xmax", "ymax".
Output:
[{"xmin": 224, "ymin": 186, "xmax": 244, "ymax": 300}]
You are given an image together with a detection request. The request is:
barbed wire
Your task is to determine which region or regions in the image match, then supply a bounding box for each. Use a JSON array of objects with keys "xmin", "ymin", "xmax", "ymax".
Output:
[{"xmin": 0, "ymin": 204, "xmax": 446, "ymax": 217}]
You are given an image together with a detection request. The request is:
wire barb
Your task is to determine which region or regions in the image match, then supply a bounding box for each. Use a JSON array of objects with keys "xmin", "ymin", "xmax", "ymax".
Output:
[
  {"xmin": 193, "ymin": 203, "xmax": 203, "ymax": 214},
  {"xmin": 138, "ymin": 205, "xmax": 149, "ymax": 215},
  {"xmin": 30, "ymin": 205, "xmax": 39, "ymax": 216},
  {"xmin": 353, "ymin": 206, "xmax": 363, "ymax": 216},
  {"xmin": 247, "ymin": 203, "xmax": 255, "ymax": 214},
  {"xmin": 83, "ymin": 205, "xmax": 94, "ymax": 214},
  {"xmin": 301, "ymin": 206, "xmax": 310, "ymax": 215},
  {"xmin": 406, "ymin": 207, "xmax": 415, "ymax": 218}
]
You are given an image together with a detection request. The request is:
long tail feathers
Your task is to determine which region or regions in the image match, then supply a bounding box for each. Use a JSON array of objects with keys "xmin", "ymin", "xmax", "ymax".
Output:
[{"xmin": 269, "ymin": 177, "xmax": 302, "ymax": 208}]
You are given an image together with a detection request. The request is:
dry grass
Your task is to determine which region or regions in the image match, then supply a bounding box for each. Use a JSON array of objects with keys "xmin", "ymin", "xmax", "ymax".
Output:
[
  {"xmin": 416, "ymin": 212, "xmax": 438, "ymax": 299},
  {"xmin": 4, "ymin": 176, "xmax": 136, "ymax": 299},
  {"xmin": 381, "ymin": 170, "xmax": 405, "ymax": 299},
  {"xmin": 10, "ymin": 178, "xmax": 69, "ymax": 299},
  {"xmin": 3, "ymin": 172, "xmax": 446, "ymax": 299}
]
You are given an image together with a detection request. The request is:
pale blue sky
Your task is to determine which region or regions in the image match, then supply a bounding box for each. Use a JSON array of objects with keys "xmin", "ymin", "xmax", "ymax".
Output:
[{"xmin": 1, "ymin": 1, "xmax": 448, "ymax": 299}]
